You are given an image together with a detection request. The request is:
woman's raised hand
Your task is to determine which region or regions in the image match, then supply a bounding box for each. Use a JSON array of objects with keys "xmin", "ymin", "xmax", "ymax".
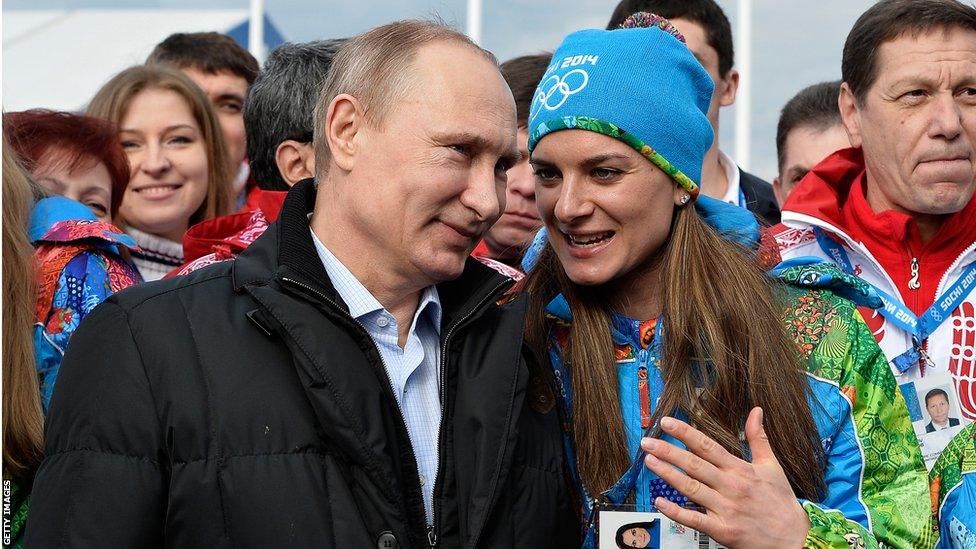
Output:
[{"xmin": 640, "ymin": 407, "xmax": 811, "ymax": 549}]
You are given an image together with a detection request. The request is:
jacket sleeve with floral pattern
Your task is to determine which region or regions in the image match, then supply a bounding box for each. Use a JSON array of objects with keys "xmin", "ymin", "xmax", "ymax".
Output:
[{"xmin": 777, "ymin": 262, "xmax": 934, "ymax": 549}]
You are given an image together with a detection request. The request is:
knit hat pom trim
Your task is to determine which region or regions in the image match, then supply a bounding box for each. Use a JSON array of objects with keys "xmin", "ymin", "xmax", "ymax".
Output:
[{"xmin": 529, "ymin": 115, "xmax": 700, "ymax": 199}]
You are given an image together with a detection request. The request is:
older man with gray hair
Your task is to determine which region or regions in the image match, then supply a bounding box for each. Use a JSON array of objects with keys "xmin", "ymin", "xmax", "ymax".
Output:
[
  {"xmin": 245, "ymin": 39, "xmax": 346, "ymax": 193},
  {"xmin": 27, "ymin": 20, "xmax": 577, "ymax": 548}
]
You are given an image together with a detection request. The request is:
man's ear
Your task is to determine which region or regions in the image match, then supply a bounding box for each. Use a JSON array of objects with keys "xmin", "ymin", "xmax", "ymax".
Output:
[
  {"xmin": 325, "ymin": 93, "xmax": 364, "ymax": 172},
  {"xmin": 838, "ymin": 82, "xmax": 863, "ymax": 148},
  {"xmin": 718, "ymin": 68, "xmax": 739, "ymax": 107},
  {"xmin": 772, "ymin": 176, "xmax": 785, "ymax": 208},
  {"xmin": 275, "ymin": 140, "xmax": 316, "ymax": 187}
]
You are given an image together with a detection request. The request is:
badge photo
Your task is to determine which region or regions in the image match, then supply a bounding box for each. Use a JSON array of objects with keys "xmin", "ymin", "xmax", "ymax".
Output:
[
  {"xmin": 597, "ymin": 509, "xmax": 728, "ymax": 548},
  {"xmin": 900, "ymin": 371, "xmax": 972, "ymax": 469}
]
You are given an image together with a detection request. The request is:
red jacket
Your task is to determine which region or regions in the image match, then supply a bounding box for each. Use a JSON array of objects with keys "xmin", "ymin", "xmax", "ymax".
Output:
[
  {"xmin": 165, "ymin": 187, "xmax": 287, "ymax": 278},
  {"xmin": 779, "ymin": 148, "xmax": 976, "ymax": 318}
]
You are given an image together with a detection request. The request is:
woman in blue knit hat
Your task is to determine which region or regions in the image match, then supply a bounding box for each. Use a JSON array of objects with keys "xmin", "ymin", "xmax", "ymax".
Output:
[{"xmin": 520, "ymin": 14, "xmax": 932, "ymax": 548}]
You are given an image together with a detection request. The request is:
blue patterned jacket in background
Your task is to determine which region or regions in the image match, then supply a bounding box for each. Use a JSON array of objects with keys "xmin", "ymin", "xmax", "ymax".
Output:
[{"xmin": 30, "ymin": 197, "xmax": 142, "ymax": 412}]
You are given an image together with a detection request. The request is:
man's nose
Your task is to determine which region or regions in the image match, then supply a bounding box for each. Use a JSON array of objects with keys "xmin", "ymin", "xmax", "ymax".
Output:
[
  {"xmin": 506, "ymin": 161, "xmax": 536, "ymax": 200},
  {"xmin": 461, "ymin": 163, "xmax": 503, "ymax": 222},
  {"xmin": 929, "ymin": 93, "xmax": 964, "ymax": 141}
]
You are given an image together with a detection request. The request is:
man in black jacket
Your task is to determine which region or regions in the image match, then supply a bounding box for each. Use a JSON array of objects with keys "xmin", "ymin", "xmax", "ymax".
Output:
[{"xmin": 26, "ymin": 21, "xmax": 577, "ymax": 548}]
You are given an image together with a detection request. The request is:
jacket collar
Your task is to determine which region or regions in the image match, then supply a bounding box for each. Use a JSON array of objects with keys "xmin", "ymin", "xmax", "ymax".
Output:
[
  {"xmin": 782, "ymin": 147, "xmax": 976, "ymax": 260},
  {"xmin": 233, "ymin": 177, "xmax": 514, "ymax": 325}
]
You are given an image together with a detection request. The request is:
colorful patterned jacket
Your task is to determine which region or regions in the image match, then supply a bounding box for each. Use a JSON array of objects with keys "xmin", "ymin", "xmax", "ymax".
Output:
[
  {"xmin": 30, "ymin": 197, "xmax": 142, "ymax": 412},
  {"xmin": 930, "ymin": 423, "xmax": 976, "ymax": 548},
  {"xmin": 544, "ymin": 260, "xmax": 933, "ymax": 548}
]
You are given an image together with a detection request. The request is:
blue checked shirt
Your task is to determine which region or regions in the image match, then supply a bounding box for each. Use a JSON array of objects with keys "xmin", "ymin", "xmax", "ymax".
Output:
[{"xmin": 311, "ymin": 230, "xmax": 442, "ymax": 524}]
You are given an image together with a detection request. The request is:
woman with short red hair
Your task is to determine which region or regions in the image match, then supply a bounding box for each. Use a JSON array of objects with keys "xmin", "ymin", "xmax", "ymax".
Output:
[{"xmin": 5, "ymin": 109, "xmax": 131, "ymax": 223}]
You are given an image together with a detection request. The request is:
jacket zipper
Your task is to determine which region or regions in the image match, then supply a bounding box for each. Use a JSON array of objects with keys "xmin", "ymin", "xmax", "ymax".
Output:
[
  {"xmin": 908, "ymin": 257, "xmax": 921, "ymax": 290},
  {"xmin": 428, "ymin": 279, "xmax": 511, "ymax": 548},
  {"xmin": 279, "ymin": 276, "xmax": 429, "ymax": 545}
]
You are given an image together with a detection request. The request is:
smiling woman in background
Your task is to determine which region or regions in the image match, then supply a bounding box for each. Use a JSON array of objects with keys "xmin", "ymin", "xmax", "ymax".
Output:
[{"xmin": 88, "ymin": 64, "xmax": 233, "ymax": 281}]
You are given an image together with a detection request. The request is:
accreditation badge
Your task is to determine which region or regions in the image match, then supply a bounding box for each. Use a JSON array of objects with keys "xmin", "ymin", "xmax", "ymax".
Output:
[
  {"xmin": 596, "ymin": 505, "xmax": 728, "ymax": 548},
  {"xmin": 899, "ymin": 370, "xmax": 973, "ymax": 470}
]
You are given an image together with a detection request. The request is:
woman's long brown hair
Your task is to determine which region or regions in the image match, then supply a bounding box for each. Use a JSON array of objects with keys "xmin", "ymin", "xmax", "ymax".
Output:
[
  {"xmin": 2, "ymin": 144, "xmax": 44, "ymax": 481},
  {"xmin": 524, "ymin": 204, "xmax": 827, "ymax": 500}
]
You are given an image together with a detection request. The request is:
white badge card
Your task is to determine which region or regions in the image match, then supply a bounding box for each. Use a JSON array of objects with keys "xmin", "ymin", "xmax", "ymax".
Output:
[
  {"xmin": 899, "ymin": 371, "xmax": 972, "ymax": 469},
  {"xmin": 597, "ymin": 509, "xmax": 728, "ymax": 548}
]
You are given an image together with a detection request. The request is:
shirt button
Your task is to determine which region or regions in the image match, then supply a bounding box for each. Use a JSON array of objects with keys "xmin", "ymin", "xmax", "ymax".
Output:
[
  {"xmin": 376, "ymin": 315, "xmax": 390, "ymax": 328},
  {"xmin": 419, "ymin": 473, "xmax": 426, "ymax": 486}
]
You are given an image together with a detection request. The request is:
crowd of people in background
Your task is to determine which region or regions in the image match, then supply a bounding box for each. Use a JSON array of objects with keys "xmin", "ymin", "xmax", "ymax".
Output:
[{"xmin": 2, "ymin": 0, "xmax": 975, "ymax": 547}]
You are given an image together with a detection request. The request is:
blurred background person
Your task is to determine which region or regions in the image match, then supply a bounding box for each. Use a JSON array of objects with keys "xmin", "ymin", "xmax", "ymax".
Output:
[
  {"xmin": 471, "ymin": 53, "xmax": 547, "ymax": 267},
  {"xmin": 171, "ymin": 38, "xmax": 346, "ymax": 276},
  {"xmin": 4, "ymin": 109, "xmax": 130, "ymax": 224},
  {"xmin": 5, "ymin": 109, "xmax": 143, "ymax": 412},
  {"xmin": 147, "ymin": 31, "xmax": 259, "ymax": 208},
  {"xmin": 2, "ymin": 144, "xmax": 44, "ymax": 549},
  {"xmin": 772, "ymin": 81, "xmax": 849, "ymax": 207},
  {"xmin": 608, "ymin": 0, "xmax": 781, "ymax": 226},
  {"xmin": 87, "ymin": 64, "xmax": 234, "ymax": 281}
]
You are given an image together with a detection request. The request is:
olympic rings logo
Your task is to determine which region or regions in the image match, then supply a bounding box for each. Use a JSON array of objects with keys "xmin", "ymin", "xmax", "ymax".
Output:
[{"xmin": 535, "ymin": 69, "xmax": 590, "ymax": 111}]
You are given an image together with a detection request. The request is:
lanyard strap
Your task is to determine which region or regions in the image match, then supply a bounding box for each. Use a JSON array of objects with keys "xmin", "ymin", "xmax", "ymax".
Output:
[{"xmin": 813, "ymin": 228, "xmax": 976, "ymax": 372}]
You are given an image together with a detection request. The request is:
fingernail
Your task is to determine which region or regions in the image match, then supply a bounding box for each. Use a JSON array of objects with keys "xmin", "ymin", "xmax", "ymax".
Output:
[
  {"xmin": 645, "ymin": 453, "xmax": 661, "ymax": 467},
  {"xmin": 661, "ymin": 417, "xmax": 675, "ymax": 430},
  {"xmin": 654, "ymin": 496, "xmax": 670, "ymax": 510},
  {"xmin": 640, "ymin": 437, "xmax": 657, "ymax": 451}
]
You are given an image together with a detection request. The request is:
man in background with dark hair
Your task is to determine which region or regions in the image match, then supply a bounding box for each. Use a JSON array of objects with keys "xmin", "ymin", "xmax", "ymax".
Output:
[
  {"xmin": 148, "ymin": 32, "xmax": 260, "ymax": 206},
  {"xmin": 773, "ymin": 81, "xmax": 849, "ymax": 206},
  {"xmin": 775, "ymin": 0, "xmax": 976, "ymax": 445},
  {"xmin": 168, "ymin": 39, "xmax": 347, "ymax": 276},
  {"xmin": 472, "ymin": 53, "xmax": 548, "ymax": 267},
  {"xmin": 608, "ymin": 0, "xmax": 780, "ymax": 226}
]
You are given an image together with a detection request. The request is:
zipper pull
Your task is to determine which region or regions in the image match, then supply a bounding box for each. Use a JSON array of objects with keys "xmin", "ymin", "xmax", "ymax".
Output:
[
  {"xmin": 908, "ymin": 257, "xmax": 921, "ymax": 290},
  {"xmin": 427, "ymin": 525, "xmax": 437, "ymax": 548}
]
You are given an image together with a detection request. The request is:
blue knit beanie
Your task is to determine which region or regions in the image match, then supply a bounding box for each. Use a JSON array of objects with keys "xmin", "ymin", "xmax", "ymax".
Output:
[{"xmin": 527, "ymin": 14, "xmax": 714, "ymax": 198}]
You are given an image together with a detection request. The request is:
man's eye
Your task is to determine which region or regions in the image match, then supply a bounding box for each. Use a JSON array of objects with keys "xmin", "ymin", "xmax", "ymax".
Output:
[
  {"xmin": 219, "ymin": 102, "xmax": 242, "ymax": 113},
  {"xmin": 448, "ymin": 144, "xmax": 469, "ymax": 156}
]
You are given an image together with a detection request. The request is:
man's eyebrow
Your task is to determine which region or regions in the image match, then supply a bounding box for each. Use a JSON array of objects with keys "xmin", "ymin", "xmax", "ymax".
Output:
[
  {"xmin": 214, "ymin": 92, "xmax": 244, "ymax": 103},
  {"xmin": 436, "ymin": 131, "xmax": 521, "ymax": 163},
  {"xmin": 786, "ymin": 165, "xmax": 810, "ymax": 181}
]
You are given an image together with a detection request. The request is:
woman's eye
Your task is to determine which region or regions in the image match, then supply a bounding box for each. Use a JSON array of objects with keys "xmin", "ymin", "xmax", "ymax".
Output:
[
  {"xmin": 120, "ymin": 141, "xmax": 140, "ymax": 150},
  {"xmin": 592, "ymin": 167, "xmax": 619, "ymax": 180},
  {"xmin": 86, "ymin": 202, "xmax": 108, "ymax": 215},
  {"xmin": 532, "ymin": 167, "xmax": 559, "ymax": 181},
  {"xmin": 168, "ymin": 136, "xmax": 193, "ymax": 145}
]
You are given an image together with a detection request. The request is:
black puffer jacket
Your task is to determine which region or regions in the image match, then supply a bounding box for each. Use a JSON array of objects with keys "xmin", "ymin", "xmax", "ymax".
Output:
[{"xmin": 26, "ymin": 179, "xmax": 578, "ymax": 548}]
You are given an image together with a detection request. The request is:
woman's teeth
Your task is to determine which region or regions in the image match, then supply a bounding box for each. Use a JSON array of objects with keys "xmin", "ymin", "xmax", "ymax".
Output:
[
  {"xmin": 566, "ymin": 231, "xmax": 614, "ymax": 246},
  {"xmin": 138, "ymin": 185, "xmax": 181, "ymax": 196}
]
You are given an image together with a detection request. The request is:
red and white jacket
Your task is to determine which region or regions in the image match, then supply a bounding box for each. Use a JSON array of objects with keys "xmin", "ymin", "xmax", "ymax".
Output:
[{"xmin": 772, "ymin": 148, "xmax": 976, "ymax": 420}]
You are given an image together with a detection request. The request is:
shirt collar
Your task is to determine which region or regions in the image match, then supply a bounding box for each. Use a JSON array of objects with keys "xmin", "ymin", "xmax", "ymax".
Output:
[
  {"xmin": 309, "ymin": 228, "xmax": 442, "ymax": 333},
  {"xmin": 717, "ymin": 149, "xmax": 742, "ymax": 205}
]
